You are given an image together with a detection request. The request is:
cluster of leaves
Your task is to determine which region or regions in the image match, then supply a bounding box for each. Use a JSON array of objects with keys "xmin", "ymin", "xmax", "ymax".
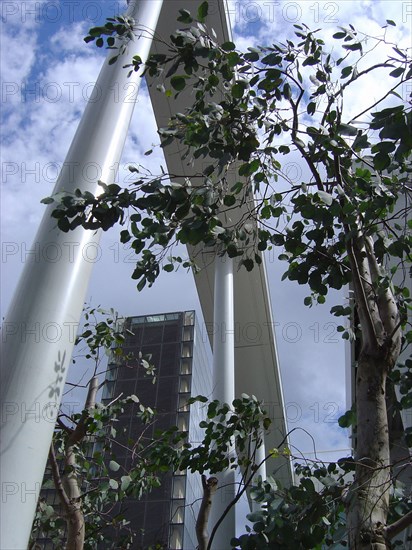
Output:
[
  {"xmin": 30, "ymin": 386, "xmax": 283, "ymax": 549},
  {"xmin": 73, "ymin": 305, "xmax": 126, "ymax": 362},
  {"xmin": 84, "ymin": 15, "xmax": 137, "ymax": 65},
  {"xmin": 30, "ymin": 307, "xmax": 159, "ymax": 548},
  {"xmin": 389, "ymin": 357, "xmax": 412, "ymax": 446},
  {"xmin": 39, "ymin": 4, "xmax": 412, "ymax": 548},
  {"xmin": 47, "ymin": 8, "xmax": 412, "ymax": 320},
  {"xmin": 183, "ymin": 394, "xmax": 271, "ymax": 473},
  {"xmin": 231, "ymin": 460, "xmax": 353, "ymax": 550},
  {"xmin": 43, "ymin": 177, "xmax": 227, "ymax": 291},
  {"xmin": 30, "ymin": 392, "xmax": 162, "ymax": 549},
  {"xmin": 144, "ymin": 394, "xmax": 275, "ymax": 477}
]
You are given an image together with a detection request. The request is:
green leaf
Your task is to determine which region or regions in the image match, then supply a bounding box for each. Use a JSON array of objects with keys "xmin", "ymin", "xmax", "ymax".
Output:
[
  {"xmin": 343, "ymin": 42, "xmax": 362, "ymax": 52},
  {"xmin": 137, "ymin": 278, "xmax": 146, "ymax": 292},
  {"xmin": 371, "ymin": 141, "xmax": 395, "ymax": 154},
  {"xmin": 244, "ymin": 50, "xmax": 260, "ymax": 62},
  {"xmin": 283, "ymin": 83, "xmax": 291, "ymax": 99},
  {"xmin": 389, "ymin": 67, "xmax": 405, "ymax": 78},
  {"xmin": 242, "ymin": 259, "xmax": 254, "ymax": 272},
  {"xmin": 338, "ymin": 123, "xmax": 358, "ymax": 136},
  {"xmin": 388, "ymin": 240, "xmax": 405, "ymax": 258},
  {"xmin": 261, "ymin": 53, "xmax": 281, "ymax": 65},
  {"xmin": 177, "ymin": 9, "xmax": 193, "ymax": 23},
  {"xmin": 338, "ymin": 409, "xmax": 356, "ymax": 428},
  {"xmin": 120, "ymin": 230, "xmax": 131, "ymax": 244},
  {"xmin": 224, "ymin": 195, "xmax": 236, "ymax": 207},
  {"xmin": 373, "ymin": 152, "xmax": 391, "ymax": 171},
  {"xmin": 170, "ymin": 75, "xmax": 187, "ymax": 91},
  {"xmin": 208, "ymin": 74, "xmax": 219, "ymax": 86},
  {"xmin": 239, "ymin": 159, "xmax": 260, "ymax": 177},
  {"xmin": 341, "ymin": 65, "xmax": 353, "ymax": 79},
  {"xmin": 163, "ymin": 264, "xmax": 174, "ymax": 272},
  {"xmin": 307, "ymin": 102, "xmax": 316, "ymax": 115},
  {"xmin": 121, "ymin": 475, "xmax": 132, "ymax": 491},
  {"xmin": 232, "ymin": 82, "xmax": 246, "ymax": 99},
  {"xmin": 221, "ymin": 41, "xmax": 236, "ymax": 51},
  {"xmin": 109, "ymin": 460, "xmax": 120, "ymax": 472},
  {"xmin": 304, "ymin": 296, "xmax": 312, "ymax": 306},
  {"xmin": 109, "ymin": 478, "xmax": 119, "ymax": 490},
  {"xmin": 57, "ymin": 217, "xmax": 70, "ymax": 232},
  {"xmin": 317, "ymin": 191, "xmax": 333, "ymax": 206},
  {"xmin": 386, "ymin": 19, "xmax": 396, "ymax": 26},
  {"xmin": 197, "ymin": 1, "xmax": 209, "ymax": 22}
]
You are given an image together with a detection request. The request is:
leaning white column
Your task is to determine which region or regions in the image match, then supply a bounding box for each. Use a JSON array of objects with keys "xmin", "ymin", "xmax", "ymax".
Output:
[
  {"xmin": 210, "ymin": 254, "xmax": 236, "ymax": 548},
  {"xmin": 0, "ymin": 1, "xmax": 163, "ymax": 547}
]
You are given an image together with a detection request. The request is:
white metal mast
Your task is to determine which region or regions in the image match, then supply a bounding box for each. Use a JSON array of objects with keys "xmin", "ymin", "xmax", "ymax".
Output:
[
  {"xmin": 210, "ymin": 254, "xmax": 236, "ymax": 547},
  {"xmin": 0, "ymin": 2, "xmax": 163, "ymax": 547}
]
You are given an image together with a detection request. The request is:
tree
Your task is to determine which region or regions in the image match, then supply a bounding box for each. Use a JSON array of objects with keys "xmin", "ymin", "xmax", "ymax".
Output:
[
  {"xmin": 30, "ymin": 313, "xmax": 293, "ymax": 550},
  {"xmin": 44, "ymin": 3, "xmax": 412, "ymax": 548},
  {"xmin": 30, "ymin": 307, "xmax": 160, "ymax": 549}
]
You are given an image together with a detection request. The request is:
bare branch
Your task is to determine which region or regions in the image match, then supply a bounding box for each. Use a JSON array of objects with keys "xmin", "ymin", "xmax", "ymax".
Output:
[
  {"xmin": 385, "ymin": 509, "xmax": 412, "ymax": 540},
  {"xmin": 196, "ymin": 475, "xmax": 219, "ymax": 550}
]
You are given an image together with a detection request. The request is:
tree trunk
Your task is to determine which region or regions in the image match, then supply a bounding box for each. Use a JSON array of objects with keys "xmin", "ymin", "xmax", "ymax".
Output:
[
  {"xmin": 63, "ymin": 376, "xmax": 99, "ymax": 549},
  {"xmin": 347, "ymin": 354, "xmax": 391, "ymax": 550},
  {"xmin": 63, "ymin": 445, "xmax": 86, "ymax": 550},
  {"xmin": 196, "ymin": 475, "xmax": 218, "ymax": 550},
  {"xmin": 345, "ymin": 231, "xmax": 402, "ymax": 549},
  {"xmin": 47, "ymin": 377, "xmax": 100, "ymax": 550}
]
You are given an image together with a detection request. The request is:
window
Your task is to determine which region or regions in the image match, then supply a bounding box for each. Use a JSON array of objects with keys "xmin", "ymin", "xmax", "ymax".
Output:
[
  {"xmin": 102, "ymin": 381, "xmax": 115, "ymax": 401},
  {"xmin": 105, "ymin": 364, "xmax": 118, "ymax": 381},
  {"xmin": 172, "ymin": 476, "xmax": 186, "ymax": 499},
  {"xmin": 163, "ymin": 323, "xmax": 180, "ymax": 342},
  {"xmin": 169, "ymin": 524, "xmax": 184, "ymax": 549},
  {"xmin": 179, "ymin": 377, "xmax": 191, "ymax": 394},
  {"xmin": 180, "ymin": 358, "xmax": 192, "ymax": 375},
  {"xmin": 182, "ymin": 326, "xmax": 193, "ymax": 341},
  {"xmin": 143, "ymin": 325, "xmax": 163, "ymax": 344},
  {"xmin": 184, "ymin": 311, "xmax": 194, "ymax": 326},
  {"xmin": 182, "ymin": 343, "xmax": 192, "ymax": 358},
  {"xmin": 178, "ymin": 395, "xmax": 189, "ymax": 412},
  {"xmin": 177, "ymin": 413, "xmax": 189, "ymax": 431},
  {"xmin": 171, "ymin": 500, "xmax": 185, "ymax": 524}
]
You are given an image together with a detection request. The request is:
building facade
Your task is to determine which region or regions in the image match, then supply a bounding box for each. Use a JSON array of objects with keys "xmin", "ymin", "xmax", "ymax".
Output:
[{"xmin": 101, "ymin": 310, "xmax": 212, "ymax": 549}]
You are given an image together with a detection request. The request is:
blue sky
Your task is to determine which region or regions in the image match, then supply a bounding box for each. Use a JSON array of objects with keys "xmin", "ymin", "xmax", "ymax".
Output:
[{"xmin": 1, "ymin": 0, "xmax": 410, "ymax": 465}]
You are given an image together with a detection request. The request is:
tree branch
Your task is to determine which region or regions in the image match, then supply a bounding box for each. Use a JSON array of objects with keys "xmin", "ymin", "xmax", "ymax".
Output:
[
  {"xmin": 196, "ymin": 475, "xmax": 219, "ymax": 550},
  {"xmin": 385, "ymin": 509, "xmax": 412, "ymax": 540},
  {"xmin": 49, "ymin": 443, "xmax": 71, "ymax": 512}
]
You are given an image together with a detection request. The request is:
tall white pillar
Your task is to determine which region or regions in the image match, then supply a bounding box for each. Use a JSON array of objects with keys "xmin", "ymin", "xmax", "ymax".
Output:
[
  {"xmin": 0, "ymin": 2, "xmax": 163, "ymax": 547},
  {"xmin": 251, "ymin": 431, "xmax": 266, "ymax": 512},
  {"xmin": 210, "ymin": 254, "xmax": 236, "ymax": 549}
]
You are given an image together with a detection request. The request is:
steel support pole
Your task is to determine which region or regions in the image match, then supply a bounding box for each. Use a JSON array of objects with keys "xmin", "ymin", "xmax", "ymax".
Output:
[
  {"xmin": 0, "ymin": 2, "xmax": 162, "ymax": 547},
  {"xmin": 252, "ymin": 432, "xmax": 267, "ymax": 512},
  {"xmin": 210, "ymin": 254, "xmax": 236, "ymax": 549}
]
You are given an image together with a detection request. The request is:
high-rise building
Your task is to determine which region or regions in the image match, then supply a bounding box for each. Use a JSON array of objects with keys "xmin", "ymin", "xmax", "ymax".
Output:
[{"xmin": 101, "ymin": 310, "xmax": 212, "ymax": 550}]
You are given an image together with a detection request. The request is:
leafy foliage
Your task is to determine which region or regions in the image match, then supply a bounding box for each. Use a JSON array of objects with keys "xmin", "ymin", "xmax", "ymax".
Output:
[
  {"xmin": 232, "ymin": 462, "xmax": 349, "ymax": 550},
  {"xmin": 46, "ymin": 15, "xmax": 411, "ymax": 320},
  {"xmin": 41, "ymin": 5, "xmax": 412, "ymax": 548},
  {"xmin": 30, "ymin": 309, "xmax": 158, "ymax": 549}
]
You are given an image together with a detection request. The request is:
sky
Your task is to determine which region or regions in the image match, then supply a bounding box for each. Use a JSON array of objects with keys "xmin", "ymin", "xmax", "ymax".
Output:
[{"xmin": 1, "ymin": 0, "xmax": 411, "ymax": 469}]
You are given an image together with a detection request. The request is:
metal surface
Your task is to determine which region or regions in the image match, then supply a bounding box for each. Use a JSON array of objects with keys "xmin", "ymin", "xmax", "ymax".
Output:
[
  {"xmin": 0, "ymin": 2, "xmax": 163, "ymax": 546},
  {"xmin": 210, "ymin": 255, "xmax": 236, "ymax": 546}
]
